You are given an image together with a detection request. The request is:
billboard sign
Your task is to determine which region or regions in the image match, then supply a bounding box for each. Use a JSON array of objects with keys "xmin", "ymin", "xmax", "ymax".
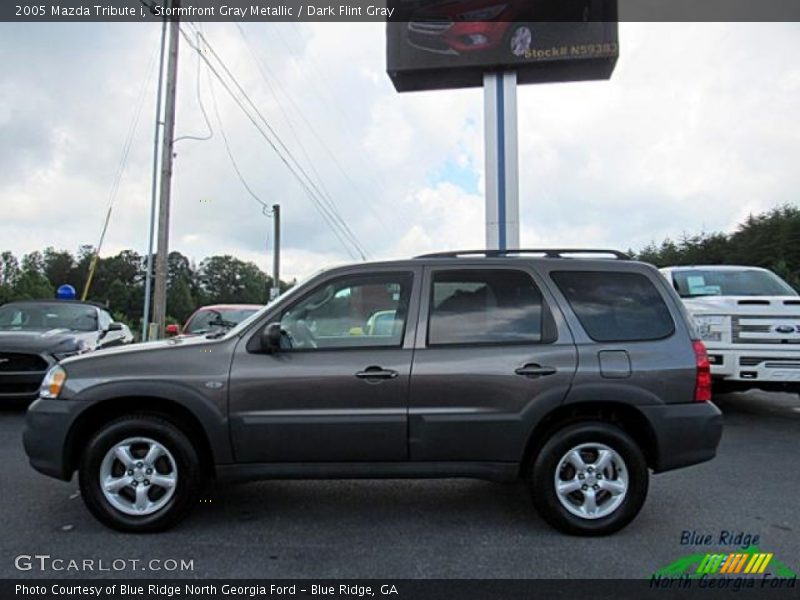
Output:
[{"xmin": 387, "ymin": 0, "xmax": 618, "ymax": 92}]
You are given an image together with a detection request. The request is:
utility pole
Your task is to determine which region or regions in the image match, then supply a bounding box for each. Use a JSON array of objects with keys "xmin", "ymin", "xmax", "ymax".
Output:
[
  {"xmin": 142, "ymin": 13, "xmax": 168, "ymax": 342},
  {"xmin": 151, "ymin": 1, "xmax": 181, "ymax": 340},
  {"xmin": 271, "ymin": 204, "xmax": 281, "ymax": 301}
]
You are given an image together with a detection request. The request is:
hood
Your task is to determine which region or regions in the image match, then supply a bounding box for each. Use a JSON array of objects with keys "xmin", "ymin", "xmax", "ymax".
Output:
[
  {"xmin": 682, "ymin": 295, "xmax": 800, "ymax": 315},
  {"xmin": 0, "ymin": 328, "xmax": 93, "ymax": 354},
  {"xmin": 59, "ymin": 332, "xmax": 213, "ymax": 365}
]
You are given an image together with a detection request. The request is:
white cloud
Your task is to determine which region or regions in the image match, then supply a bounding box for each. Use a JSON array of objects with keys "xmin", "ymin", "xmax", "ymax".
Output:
[{"xmin": 0, "ymin": 22, "xmax": 798, "ymax": 283}]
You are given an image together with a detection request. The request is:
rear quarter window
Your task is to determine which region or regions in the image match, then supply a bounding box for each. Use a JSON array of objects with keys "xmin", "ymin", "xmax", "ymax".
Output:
[{"xmin": 551, "ymin": 271, "xmax": 674, "ymax": 342}]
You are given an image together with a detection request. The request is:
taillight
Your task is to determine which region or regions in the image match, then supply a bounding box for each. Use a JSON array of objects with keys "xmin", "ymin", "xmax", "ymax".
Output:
[{"xmin": 693, "ymin": 340, "xmax": 712, "ymax": 402}]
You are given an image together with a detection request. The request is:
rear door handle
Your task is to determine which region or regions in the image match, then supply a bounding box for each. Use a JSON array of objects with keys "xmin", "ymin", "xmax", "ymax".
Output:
[
  {"xmin": 515, "ymin": 364, "xmax": 557, "ymax": 378},
  {"xmin": 355, "ymin": 366, "xmax": 399, "ymax": 381}
]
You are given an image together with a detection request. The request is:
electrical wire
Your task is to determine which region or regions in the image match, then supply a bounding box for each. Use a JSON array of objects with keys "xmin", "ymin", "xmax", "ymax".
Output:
[
  {"xmin": 180, "ymin": 25, "xmax": 358, "ymax": 259},
  {"xmin": 190, "ymin": 25, "xmax": 369, "ymax": 260},
  {"xmin": 180, "ymin": 25, "xmax": 367, "ymax": 260},
  {"xmin": 82, "ymin": 40, "xmax": 159, "ymax": 301},
  {"xmin": 276, "ymin": 24, "xmax": 392, "ymax": 209},
  {"xmin": 206, "ymin": 60, "xmax": 269, "ymax": 212},
  {"xmin": 173, "ymin": 30, "xmax": 214, "ymax": 144},
  {"xmin": 235, "ymin": 23, "xmax": 392, "ymax": 238}
]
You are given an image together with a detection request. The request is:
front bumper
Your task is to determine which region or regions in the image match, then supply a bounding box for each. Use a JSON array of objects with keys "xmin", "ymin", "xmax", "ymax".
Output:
[
  {"xmin": 23, "ymin": 398, "xmax": 85, "ymax": 480},
  {"xmin": 705, "ymin": 346, "xmax": 800, "ymax": 385},
  {"xmin": 639, "ymin": 401, "xmax": 723, "ymax": 473},
  {"xmin": 407, "ymin": 21, "xmax": 509, "ymax": 55}
]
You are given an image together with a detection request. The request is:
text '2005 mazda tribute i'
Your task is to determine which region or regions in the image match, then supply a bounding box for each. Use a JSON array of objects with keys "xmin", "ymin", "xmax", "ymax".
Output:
[{"xmin": 24, "ymin": 249, "xmax": 723, "ymax": 535}]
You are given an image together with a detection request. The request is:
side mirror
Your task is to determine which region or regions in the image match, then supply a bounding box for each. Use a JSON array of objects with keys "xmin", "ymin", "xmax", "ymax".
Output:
[
  {"xmin": 108, "ymin": 322, "xmax": 124, "ymax": 332},
  {"xmin": 165, "ymin": 324, "xmax": 180, "ymax": 337},
  {"xmin": 261, "ymin": 322, "xmax": 283, "ymax": 353}
]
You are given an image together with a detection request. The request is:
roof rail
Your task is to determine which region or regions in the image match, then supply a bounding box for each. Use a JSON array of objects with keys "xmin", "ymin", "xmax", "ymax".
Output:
[{"xmin": 415, "ymin": 249, "xmax": 631, "ymax": 260}]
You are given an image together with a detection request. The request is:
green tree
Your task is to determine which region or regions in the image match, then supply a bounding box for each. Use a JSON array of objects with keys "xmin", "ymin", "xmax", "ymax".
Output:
[
  {"xmin": 14, "ymin": 252, "xmax": 53, "ymax": 300},
  {"xmin": 0, "ymin": 251, "xmax": 21, "ymax": 304},
  {"xmin": 167, "ymin": 278, "xmax": 195, "ymax": 324},
  {"xmin": 43, "ymin": 247, "xmax": 74, "ymax": 288},
  {"xmin": 199, "ymin": 255, "xmax": 270, "ymax": 305}
]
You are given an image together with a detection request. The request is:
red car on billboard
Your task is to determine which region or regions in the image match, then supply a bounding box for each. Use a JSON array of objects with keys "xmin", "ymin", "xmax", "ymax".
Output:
[{"xmin": 405, "ymin": 0, "xmax": 592, "ymax": 59}]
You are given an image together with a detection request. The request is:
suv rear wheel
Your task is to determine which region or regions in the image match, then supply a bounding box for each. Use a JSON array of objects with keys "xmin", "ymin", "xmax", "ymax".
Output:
[
  {"xmin": 529, "ymin": 421, "xmax": 648, "ymax": 535},
  {"xmin": 78, "ymin": 415, "xmax": 202, "ymax": 532}
]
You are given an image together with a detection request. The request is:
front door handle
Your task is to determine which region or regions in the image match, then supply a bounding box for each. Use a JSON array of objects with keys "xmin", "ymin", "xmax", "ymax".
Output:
[
  {"xmin": 355, "ymin": 366, "xmax": 399, "ymax": 381},
  {"xmin": 515, "ymin": 364, "xmax": 557, "ymax": 378}
]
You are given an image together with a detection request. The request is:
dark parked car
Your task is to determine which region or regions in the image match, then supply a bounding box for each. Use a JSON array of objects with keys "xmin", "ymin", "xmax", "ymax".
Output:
[
  {"xmin": 0, "ymin": 300, "xmax": 133, "ymax": 404},
  {"xmin": 23, "ymin": 250, "xmax": 722, "ymax": 534}
]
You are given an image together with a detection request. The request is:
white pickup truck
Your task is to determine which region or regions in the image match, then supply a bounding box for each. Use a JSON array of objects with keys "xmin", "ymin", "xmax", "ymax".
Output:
[{"xmin": 660, "ymin": 265, "xmax": 800, "ymax": 395}]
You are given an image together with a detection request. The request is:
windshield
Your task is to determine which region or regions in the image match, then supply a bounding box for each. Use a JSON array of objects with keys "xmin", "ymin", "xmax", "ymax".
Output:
[
  {"xmin": 216, "ymin": 272, "xmax": 319, "ymax": 339},
  {"xmin": 672, "ymin": 269, "xmax": 798, "ymax": 298},
  {"xmin": 0, "ymin": 303, "xmax": 98, "ymax": 332},
  {"xmin": 185, "ymin": 308, "xmax": 260, "ymax": 334}
]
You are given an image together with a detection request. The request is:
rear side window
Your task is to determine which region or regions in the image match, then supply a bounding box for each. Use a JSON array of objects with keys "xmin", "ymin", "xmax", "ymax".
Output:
[
  {"xmin": 551, "ymin": 271, "xmax": 674, "ymax": 342},
  {"xmin": 428, "ymin": 269, "xmax": 543, "ymax": 345}
]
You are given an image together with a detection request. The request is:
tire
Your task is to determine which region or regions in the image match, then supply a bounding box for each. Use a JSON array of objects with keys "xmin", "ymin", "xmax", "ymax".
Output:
[
  {"xmin": 78, "ymin": 415, "xmax": 202, "ymax": 532},
  {"xmin": 529, "ymin": 421, "xmax": 649, "ymax": 536},
  {"xmin": 504, "ymin": 23, "xmax": 533, "ymax": 59}
]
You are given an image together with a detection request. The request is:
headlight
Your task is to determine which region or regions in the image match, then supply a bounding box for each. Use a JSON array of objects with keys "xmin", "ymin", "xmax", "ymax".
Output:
[
  {"xmin": 693, "ymin": 315, "xmax": 730, "ymax": 343},
  {"xmin": 40, "ymin": 365, "xmax": 67, "ymax": 399},
  {"xmin": 457, "ymin": 4, "xmax": 507, "ymax": 20},
  {"xmin": 53, "ymin": 339, "xmax": 90, "ymax": 361}
]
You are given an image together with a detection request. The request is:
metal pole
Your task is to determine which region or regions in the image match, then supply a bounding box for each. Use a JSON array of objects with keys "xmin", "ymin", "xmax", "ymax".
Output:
[
  {"xmin": 483, "ymin": 71, "xmax": 520, "ymax": 251},
  {"xmin": 271, "ymin": 204, "xmax": 280, "ymax": 301},
  {"xmin": 152, "ymin": 2, "xmax": 180, "ymax": 339},
  {"xmin": 142, "ymin": 14, "xmax": 168, "ymax": 342}
]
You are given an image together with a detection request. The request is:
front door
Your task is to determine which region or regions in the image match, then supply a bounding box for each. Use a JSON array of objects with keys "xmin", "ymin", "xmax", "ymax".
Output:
[{"xmin": 229, "ymin": 268, "xmax": 420, "ymax": 463}]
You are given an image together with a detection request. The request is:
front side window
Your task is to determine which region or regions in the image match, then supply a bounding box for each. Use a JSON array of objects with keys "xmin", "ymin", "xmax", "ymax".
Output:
[
  {"xmin": 428, "ymin": 269, "xmax": 544, "ymax": 345},
  {"xmin": 551, "ymin": 271, "xmax": 674, "ymax": 342},
  {"xmin": 280, "ymin": 273, "xmax": 413, "ymax": 350}
]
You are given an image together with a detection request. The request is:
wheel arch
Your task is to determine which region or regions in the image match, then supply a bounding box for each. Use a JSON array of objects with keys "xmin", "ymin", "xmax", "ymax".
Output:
[
  {"xmin": 64, "ymin": 396, "xmax": 220, "ymax": 479},
  {"xmin": 520, "ymin": 401, "xmax": 659, "ymax": 476}
]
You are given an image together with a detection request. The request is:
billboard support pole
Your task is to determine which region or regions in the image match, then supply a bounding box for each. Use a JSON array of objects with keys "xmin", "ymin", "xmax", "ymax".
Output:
[{"xmin": 484, "ymin": 70, "xmax": 520, "ymax": 251}]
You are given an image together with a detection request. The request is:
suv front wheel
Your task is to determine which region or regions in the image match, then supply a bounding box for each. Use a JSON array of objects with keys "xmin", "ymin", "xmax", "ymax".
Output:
[
  {"xmin": 78, "ymin": 415, "xmax": 202, "ymax": 532},
  {"xmin": 530, "ymin": 421, "xmax": 648, "ymax": 536}
]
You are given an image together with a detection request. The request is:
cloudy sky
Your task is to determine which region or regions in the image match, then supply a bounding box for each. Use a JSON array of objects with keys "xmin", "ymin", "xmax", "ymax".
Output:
[{"xmin": 1, "ymin": 22, "xmax": 799, "ymax": 280}]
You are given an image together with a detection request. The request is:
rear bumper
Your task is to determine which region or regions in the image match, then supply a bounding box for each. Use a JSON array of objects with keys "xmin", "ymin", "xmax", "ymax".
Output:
[
  {"xmin": 23, "ymin": 398, "xmax": 83, "ymax": 480},
  {"xmin": 639, "ymin": 401, "xmax": 723, "ymax": 473}
]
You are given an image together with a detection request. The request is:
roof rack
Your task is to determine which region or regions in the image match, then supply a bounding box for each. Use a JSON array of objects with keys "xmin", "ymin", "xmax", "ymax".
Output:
[{"xmin": 415, "ymin": 249, "xmax": 631, "ymax": 260}]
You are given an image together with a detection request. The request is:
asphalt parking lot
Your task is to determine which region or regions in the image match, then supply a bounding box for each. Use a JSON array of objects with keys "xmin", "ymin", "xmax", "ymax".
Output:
[{"xmin": 1, "ymin": 392, "xmax": 798, "ymax": 580}]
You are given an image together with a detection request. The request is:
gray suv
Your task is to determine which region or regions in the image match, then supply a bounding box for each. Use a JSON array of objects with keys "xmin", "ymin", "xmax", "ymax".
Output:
[{"xmin": 23, "ymin": 250, "xmax": 723, "ymax": 535}]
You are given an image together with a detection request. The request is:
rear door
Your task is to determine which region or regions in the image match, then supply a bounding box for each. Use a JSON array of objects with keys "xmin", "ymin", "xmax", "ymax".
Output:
[{"xmin": 408, "ymin": 264, "xmax": 577, "ymax": 462}]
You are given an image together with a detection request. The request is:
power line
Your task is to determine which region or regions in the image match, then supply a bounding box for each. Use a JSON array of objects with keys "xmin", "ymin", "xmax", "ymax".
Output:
[
  {"xmin": 174, "ymin": 29, "xmax": 213, "ymax": 144},
  {"xmin": 235, "ymin": 23, "xmax": 392, "ymax": 238},
  {"xmin": 206, "ymin": 59, "xmax": 269, "ymax": 212},
  {"xmin": 274, "ymin": 24, "xmax": 392, "ymax": 210},
  {"xmin": 83, "ymin": 40, "xmax": 159, "ymax": 300},
  {"xmin": 189, "ymin": 24, "xmax": 369, "ymax": 260},
  {"xmin": 180, "ymin": 24, "xmax": 368, "ymax": 260},
  {"xmin": 179, "ymin": 26, "xmax": 359, "ymax": 260}
]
